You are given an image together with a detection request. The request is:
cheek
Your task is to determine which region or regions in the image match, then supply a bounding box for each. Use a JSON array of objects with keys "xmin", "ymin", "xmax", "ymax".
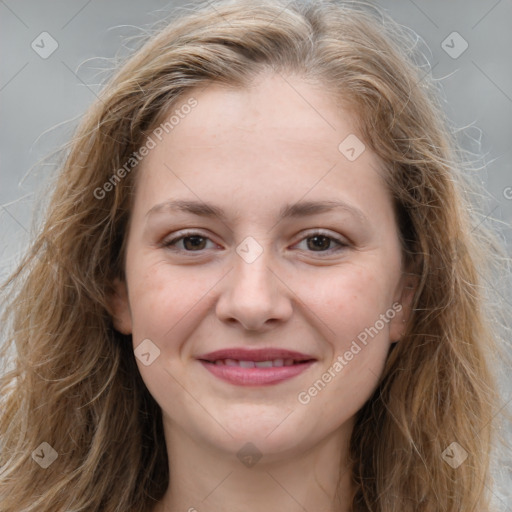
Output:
[
  {"xmin": 295, "ymin": 265, "xmax": 396, "ymax": 417},
  {"xmin": 301, "ymin": 262, "xmax": 395, "ymax": 345},
  {"xmin": 296, "ymin": 284, "xmax": 392, "ymax": 426},
  {"xmin": 127, "ymin": 257, "xmax": 214, "ymax": 337}
]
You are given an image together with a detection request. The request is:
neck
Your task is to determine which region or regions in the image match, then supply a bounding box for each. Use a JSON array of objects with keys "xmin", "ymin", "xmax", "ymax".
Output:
[{"xmin": 153, "ymin": 419, "xmax": 354, "ymax": 512}]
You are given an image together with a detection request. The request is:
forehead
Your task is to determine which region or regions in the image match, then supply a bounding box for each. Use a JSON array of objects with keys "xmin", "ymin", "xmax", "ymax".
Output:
[
  {"xmin": 133, "ymin": 73, "xmax": 391, "ymax": 227},
  {"xmin": 164, "ymin": 74, "xmax": 356, "ymax": 155}
]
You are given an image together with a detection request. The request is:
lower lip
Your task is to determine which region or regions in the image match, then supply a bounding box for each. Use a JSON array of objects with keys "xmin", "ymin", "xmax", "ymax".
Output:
[{"xmin": 199, "ymin": 360, "xmax": 315, "ymax": 386}]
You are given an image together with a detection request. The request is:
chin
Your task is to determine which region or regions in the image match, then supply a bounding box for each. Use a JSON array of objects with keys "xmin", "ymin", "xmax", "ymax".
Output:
[{"xmin": 205, "ymin": 411, "xmax": 314, "ymax": 456}]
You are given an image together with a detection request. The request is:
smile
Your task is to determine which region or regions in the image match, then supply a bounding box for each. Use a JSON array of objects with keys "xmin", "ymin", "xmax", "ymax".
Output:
[
  {"xmin": 197, "ymin": 348, "xmax": 316, "ymax": 386},
  {"xmin": 208, "ymin": 358, "xmax": 301, "ymax": 367},
  {"xmin": 199, "ymin": 360, "xmax": 315, "ymax": 386}
]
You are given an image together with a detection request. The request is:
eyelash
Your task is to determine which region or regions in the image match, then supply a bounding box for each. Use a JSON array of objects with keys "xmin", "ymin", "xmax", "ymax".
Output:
[{"xmin": 161, "ymin": 229, "xmax": 349, "ymax": 255}]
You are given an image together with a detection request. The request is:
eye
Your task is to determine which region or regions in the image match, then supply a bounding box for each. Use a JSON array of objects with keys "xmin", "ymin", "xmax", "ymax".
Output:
[
  {"xmin": 162, "ymin": 229, "xmax": 348, "ymax": 255},
  {"xmin": 162, "ymin": 231, "xmax": 217, "ymax": 252},
  {"xmin": 293, "ymin": 230, "xmax": 349, "ymax": 254}
]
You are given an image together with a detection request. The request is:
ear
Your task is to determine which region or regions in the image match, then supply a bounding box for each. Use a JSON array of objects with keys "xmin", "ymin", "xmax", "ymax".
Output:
[
  {"xmin": 389, "ymin": 271, "xmax": 418, "ymax": 343},
  {"xmin": 107, "ymin": 277, "xmax": 133, "ymax": 335}
]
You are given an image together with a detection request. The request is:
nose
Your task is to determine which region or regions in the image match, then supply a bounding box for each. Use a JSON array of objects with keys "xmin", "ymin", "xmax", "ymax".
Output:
[{"xmin": 215, "ymin": 246, "xmax": 293, "ymax": 332}]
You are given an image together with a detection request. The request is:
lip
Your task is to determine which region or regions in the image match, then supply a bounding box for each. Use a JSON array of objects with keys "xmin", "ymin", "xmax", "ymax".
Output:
[
  {"xmin": 197, "ymin": 348, "xmax": 315, "ymax": 362},
  {"xmin": 197, "ymin": 348, "xmax": 316, "ymax": 387}
]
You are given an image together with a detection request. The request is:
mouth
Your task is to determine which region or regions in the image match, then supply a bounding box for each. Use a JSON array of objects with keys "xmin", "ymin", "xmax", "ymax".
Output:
[
  {"xmin": 202, "ymin": 358, "xmax": 310, "ymax": 367},
  {"xmin": 197, "ymin": 348, "xmax": 316, "ymax": 386}
]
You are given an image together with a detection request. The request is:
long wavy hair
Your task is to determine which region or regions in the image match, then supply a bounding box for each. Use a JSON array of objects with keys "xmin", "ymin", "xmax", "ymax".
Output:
[{"xmin": 1, "ymin": 1, "xmax": 509, "ymax": 510}]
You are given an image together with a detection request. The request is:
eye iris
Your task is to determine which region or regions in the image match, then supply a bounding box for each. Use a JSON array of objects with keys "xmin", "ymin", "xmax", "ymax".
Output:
[
  {"xmin": 307, "ymin": 235, "xmax": 331, "ymax": 251},
  {"xmin": 183, "ymin": 236, "xmax": 206, "ymax": 250}
]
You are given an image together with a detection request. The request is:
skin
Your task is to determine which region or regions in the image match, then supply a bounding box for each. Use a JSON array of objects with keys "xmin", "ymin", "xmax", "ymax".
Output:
[{"xmin": 110, "ymin": 72, "xmax": 414, "ymax": 512}]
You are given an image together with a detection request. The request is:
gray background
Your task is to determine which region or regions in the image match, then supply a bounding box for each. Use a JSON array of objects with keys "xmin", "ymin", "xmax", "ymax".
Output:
[{"xmin": 1, "ymin": 0, "xmax": 511, "ymax": 508}]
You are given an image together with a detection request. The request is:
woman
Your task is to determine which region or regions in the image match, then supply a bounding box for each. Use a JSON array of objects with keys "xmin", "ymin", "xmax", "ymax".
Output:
[{"xmin": 0, "ymin": 1, "xmax": 509, "ymax": 510}]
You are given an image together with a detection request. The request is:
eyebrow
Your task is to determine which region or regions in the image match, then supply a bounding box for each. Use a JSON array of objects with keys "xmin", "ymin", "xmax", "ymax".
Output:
[{"xmin": 146, "ymin": 198, "xmax": 369, "ymax": 225}]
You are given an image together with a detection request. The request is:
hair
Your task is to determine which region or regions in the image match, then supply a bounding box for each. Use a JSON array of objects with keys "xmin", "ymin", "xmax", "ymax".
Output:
[{"xmin": 1, "ymin": 0, "xmax": 510, "ymax": 510}]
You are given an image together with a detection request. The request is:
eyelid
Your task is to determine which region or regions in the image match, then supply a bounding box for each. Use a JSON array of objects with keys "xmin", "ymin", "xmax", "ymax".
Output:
[{"xmin": 295, "ymin": 228, "xmax": 349, "ymax": 245}]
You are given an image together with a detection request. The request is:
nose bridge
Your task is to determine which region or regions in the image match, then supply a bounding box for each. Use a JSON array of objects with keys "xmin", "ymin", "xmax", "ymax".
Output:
[
  {"xmin": 237, "ymin": 244, "xmax": 273, "ymax": 294},
  {"xmin": 231, "ymin": 235, "xmax": 276, "ymax": 300},
  {"xmin": 215, "ymin": 235, "xmax": 292, "ymax": 330}
]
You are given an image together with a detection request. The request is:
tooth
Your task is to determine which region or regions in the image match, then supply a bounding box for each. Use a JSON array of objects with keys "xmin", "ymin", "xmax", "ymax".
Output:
[
  {"xmin": 215, "ymin": 360, "xmax": 224, "ymax": 366},
  {"xmin": 273, "ymin": 358, "xmax": 284, "ymax": 367},
  {"xmin": 255, "ymin": 360, "xmax": 273, "ymax": 368},
  {"xmin": 239, "ymin": 360, "xmax": 255, "ymax": 368},
  {"xmin": 283, "ymin": 358, "xmax": 294, "ymax": 366},
  {"xmin": 225, "ymin": 359, "xmax": 238, "ymax": 366}
]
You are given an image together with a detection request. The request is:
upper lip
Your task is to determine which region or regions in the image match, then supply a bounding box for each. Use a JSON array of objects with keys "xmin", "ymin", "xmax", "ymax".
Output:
[{"xmin": 197, "ymin": 348, "xmax": 316, "ymax": 362}]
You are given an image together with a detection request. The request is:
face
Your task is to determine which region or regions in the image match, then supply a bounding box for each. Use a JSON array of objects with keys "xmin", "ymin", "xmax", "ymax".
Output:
[{"xmin": 110, "ymin": 73, "xmax": 412, "ymax": 459}]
